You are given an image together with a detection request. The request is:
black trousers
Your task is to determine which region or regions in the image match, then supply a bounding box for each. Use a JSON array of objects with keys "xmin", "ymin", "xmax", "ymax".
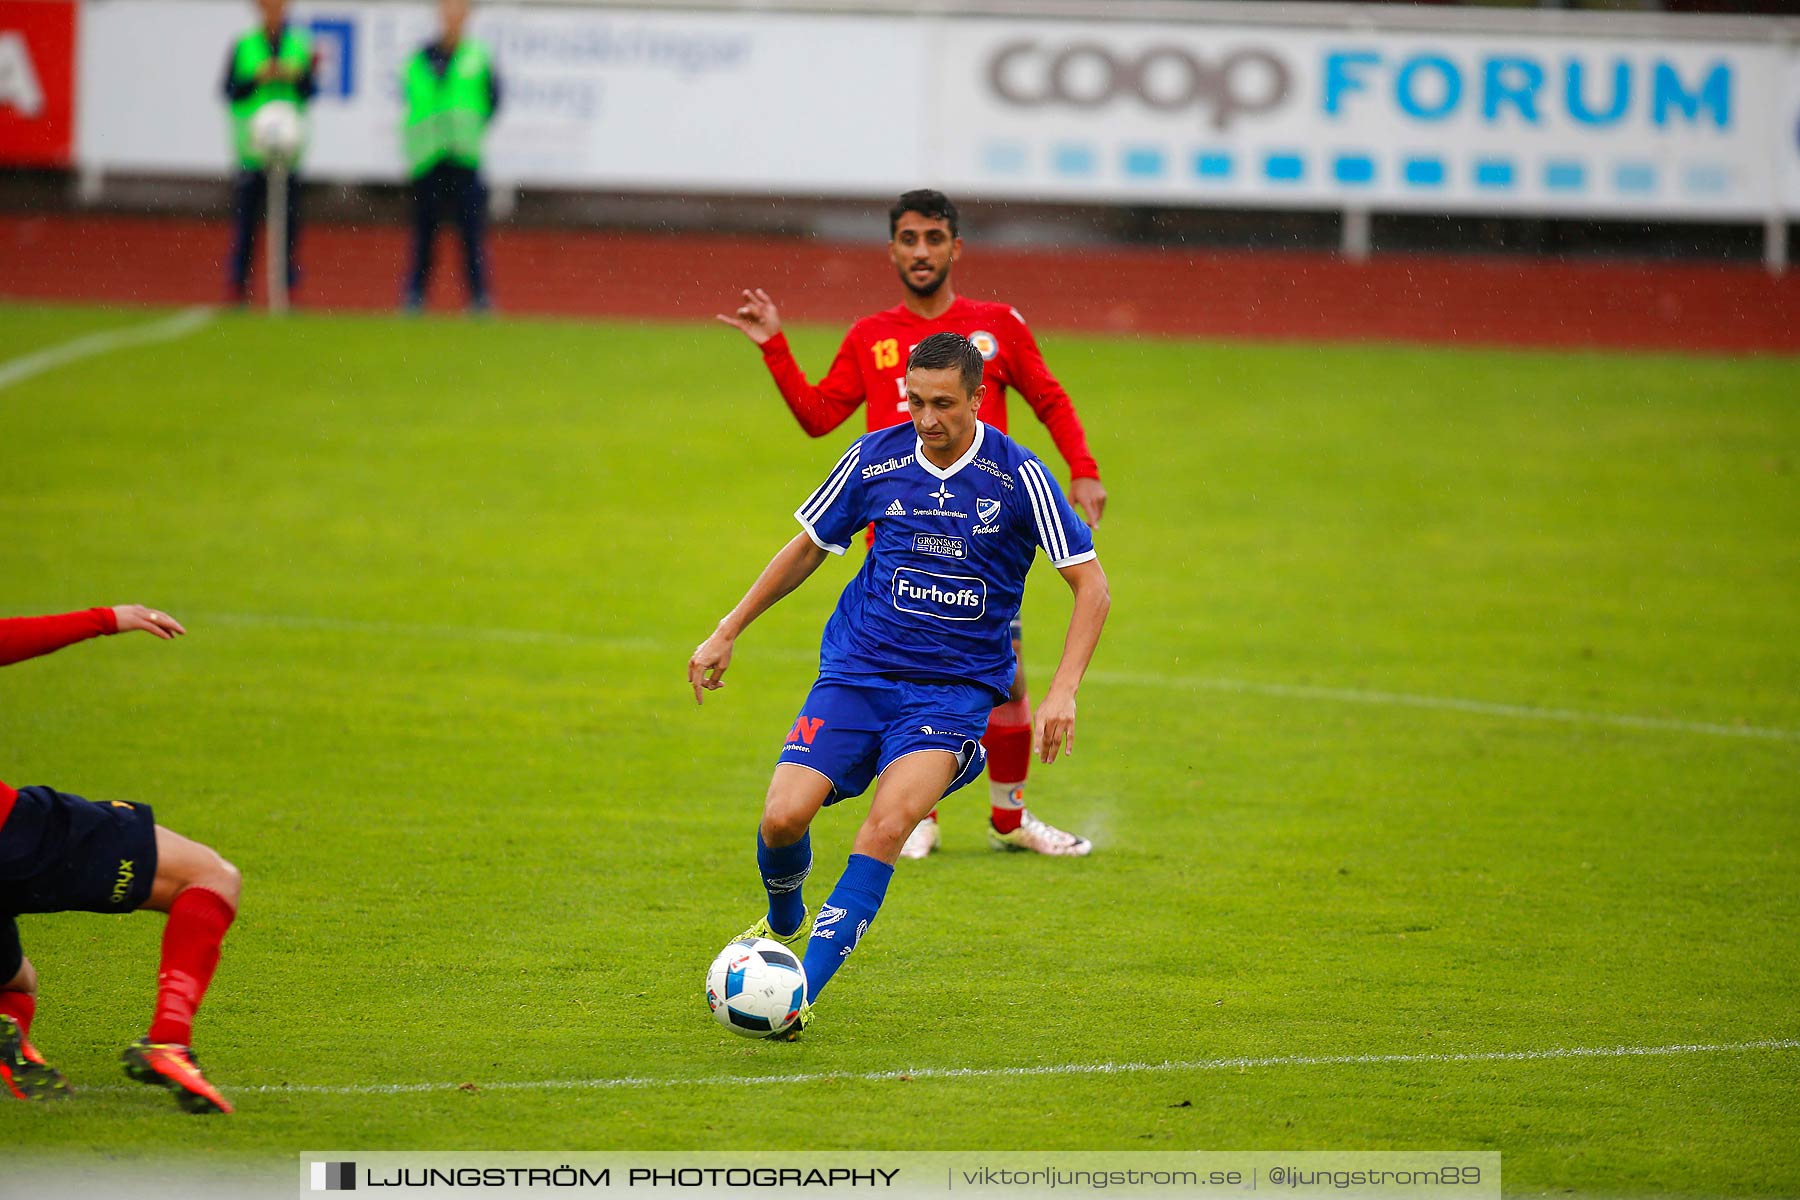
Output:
[
  {"xmin": 227, "ymin": 167, "xmax": 302, "ymax": 298},
  {"xmin": 406, "ymin": 162, "xmax": 490, "ymax": 306}
]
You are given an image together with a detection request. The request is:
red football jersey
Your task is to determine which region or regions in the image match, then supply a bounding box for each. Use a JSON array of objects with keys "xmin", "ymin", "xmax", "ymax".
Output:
[
  {"xmin": 758, "ymin": 296, "xmax": 1100, "ymax": 481},
  {"xmin": 0, "ymin": 607, "xmax": 117, "ymax": 828}
]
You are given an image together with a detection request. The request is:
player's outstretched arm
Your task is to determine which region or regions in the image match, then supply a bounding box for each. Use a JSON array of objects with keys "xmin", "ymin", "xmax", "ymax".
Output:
[
  {"xmin": 721, "ymin": 298, "xmax": 866, "ymax": 439},
  {"xmin": 113, "ymin": 605, "xmax": 187, "ymax": 639},
  {"xmin": 0, "ymin": 604, "xmax": 183, "ymax": 668},
  {"xmin": 715, "ymin": 288, "xmax": 782, "ymax": 345},
  {"xmin": 689, "ymin": 533, "xmax": 830, "ymax": 705},
  {"xmin": 1034, "ymin": 558, "xmax": 1111, "ymax": 764}
]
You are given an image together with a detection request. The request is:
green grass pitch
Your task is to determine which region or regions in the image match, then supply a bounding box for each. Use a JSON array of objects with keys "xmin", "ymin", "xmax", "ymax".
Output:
[{"xmin": 1, "ymin": 301, "xmax": 1796, "ymax": 1195}]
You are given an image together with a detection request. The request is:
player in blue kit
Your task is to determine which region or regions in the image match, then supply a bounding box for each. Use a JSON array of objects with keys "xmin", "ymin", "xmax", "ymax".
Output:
[{"xmin": 688, "ymin": 333, "xmax": 1111, "ymax": 1035}]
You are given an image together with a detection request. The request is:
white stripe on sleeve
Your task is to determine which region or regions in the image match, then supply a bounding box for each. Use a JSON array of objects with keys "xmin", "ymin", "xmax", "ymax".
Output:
[
  {"xmin": 799, "ymin": 443, "xmax": 860, "ymax": 526},
  {"xmin": 793, "ymin": 512, "xmax": 848, "ymax": 555},
  {"xmin": 793, "ymin": 441, "xmax": 861, "ymax": 555},
  {"xmin": 1019, "ymin": 460, "xmax": 1070, "ymax": 562}
]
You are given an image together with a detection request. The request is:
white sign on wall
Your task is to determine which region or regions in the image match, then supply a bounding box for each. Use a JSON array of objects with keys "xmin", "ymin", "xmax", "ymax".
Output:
[
  {"xmin": 931, "ymin": 20, "xmax": 1786, "ymax": 219},
  {"xmin": 75, "ymin": 0, "xmax": 1800, "ymax": 219},
  {"xmin": 1782, "ymin": 53, "xmax": 1800, "ymax": 215}
]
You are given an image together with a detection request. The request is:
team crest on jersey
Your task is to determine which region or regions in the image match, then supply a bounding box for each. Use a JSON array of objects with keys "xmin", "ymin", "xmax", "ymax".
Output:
[
  {"xmin": 968, "ymin": 330, "xmax": 999, "ymax": 361},
  {"xmin": 973, "ymin": 496, "xmax": 1003, "ymax": 535}
]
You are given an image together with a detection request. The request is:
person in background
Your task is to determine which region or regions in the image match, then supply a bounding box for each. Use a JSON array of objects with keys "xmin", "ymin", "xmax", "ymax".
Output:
[
  {"xmin": 220, "ymin": 0, "xmax": 316, "ymax": 306},
  {"xmin": 401, "ymin": 0, "xmax": 501, "ymax": 314}
]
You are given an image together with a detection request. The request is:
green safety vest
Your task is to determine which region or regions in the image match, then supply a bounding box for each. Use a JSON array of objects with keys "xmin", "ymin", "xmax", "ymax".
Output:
[
  {"xmin": 402, "ymin": 40, "xmax": 494, "ymax": 178},
  {"xmin": 227, "ymin": 25, "xmax": 313, "ymax": 169}
]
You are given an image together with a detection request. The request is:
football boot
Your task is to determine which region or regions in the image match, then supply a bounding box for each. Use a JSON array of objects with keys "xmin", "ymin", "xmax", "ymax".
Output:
[{"xmin": 987, "ymin": 809, "xmax": 1093, "ymax": 857}]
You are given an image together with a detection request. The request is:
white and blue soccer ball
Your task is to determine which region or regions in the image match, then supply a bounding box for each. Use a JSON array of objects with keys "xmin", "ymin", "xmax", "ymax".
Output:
[{"xmin": 706, "ymin": 937, "xmax": 807, "ymax": 1038}]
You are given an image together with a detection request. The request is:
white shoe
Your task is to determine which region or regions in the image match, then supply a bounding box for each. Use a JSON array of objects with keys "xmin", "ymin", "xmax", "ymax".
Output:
[
  {"xmin": 899, "ymin": 815, "xmax": 941, "ymax": 859},
  {"xmin": 987, "ymin": 809, "xmax": 1092, "ymax": 857}
]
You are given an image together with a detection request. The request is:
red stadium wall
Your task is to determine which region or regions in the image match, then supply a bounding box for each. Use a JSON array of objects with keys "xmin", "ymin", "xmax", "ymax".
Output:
[{"xmin": 3, "ymin": 212, "xmax": 1798, "ymax": 353}]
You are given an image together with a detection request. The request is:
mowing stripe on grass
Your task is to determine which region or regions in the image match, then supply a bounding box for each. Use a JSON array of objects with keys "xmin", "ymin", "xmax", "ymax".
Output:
[
  {"xmin": 202, "ymin": 609, "xmax": 662, "ymax": 652},
  {"xmin": 1089, "ymin": 671, "xmax": 1800, "ymax": 744},
  {"xmin": 89, "ymin": 1037, "xmax": 1800, "ymax": 1098},
  {"xmin": 0, "ymin": 307, "xmax": 214, "ymax": 392},
  {"xmin": 200, "ymin": 611, "xmax": 1800, "ymax": 744}
]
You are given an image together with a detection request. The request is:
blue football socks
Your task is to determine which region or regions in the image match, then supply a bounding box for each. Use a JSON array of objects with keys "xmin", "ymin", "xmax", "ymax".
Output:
[
  {"xmin": 757, "ymin": 829, "xmax": 812, "ymax": 938},
  {"xmin": 800, "ymin": 853, "xmax": 894, "ymax": 1002}
]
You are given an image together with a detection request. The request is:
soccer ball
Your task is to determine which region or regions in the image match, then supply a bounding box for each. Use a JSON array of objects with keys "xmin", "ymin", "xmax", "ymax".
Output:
[
  {"xmin": 705, "ymin": 937, "xmax": 807, "ymax": 1038},
  {"xmin": 250, "ymin": 101, "xmax": 305, "ymax": 161}
]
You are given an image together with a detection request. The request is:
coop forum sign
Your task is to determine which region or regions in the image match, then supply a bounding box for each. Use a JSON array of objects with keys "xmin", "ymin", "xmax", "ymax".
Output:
[{"xmin": 935, "ymin": 21, "xmax": 1792, "ymax": 217}]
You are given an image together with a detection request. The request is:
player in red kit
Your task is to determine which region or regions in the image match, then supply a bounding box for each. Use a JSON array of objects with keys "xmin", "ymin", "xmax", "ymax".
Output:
[
  {"xmin": 1, "ymin": 606, "xmax": 240, "ymax": 1113},
  {"xmin": 719, "ymin": 189, "xmax": 1108, "ymax": 859}
]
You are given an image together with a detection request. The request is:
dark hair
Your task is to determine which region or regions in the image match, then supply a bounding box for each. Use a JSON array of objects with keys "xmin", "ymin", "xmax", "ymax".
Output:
[
  {"xmin": 906, "ymin": 332, "xmax": 985, "ymax": 397},
  {"xmin": 889, "ymin": 189, "xmax": 959, "ymax": 238}
]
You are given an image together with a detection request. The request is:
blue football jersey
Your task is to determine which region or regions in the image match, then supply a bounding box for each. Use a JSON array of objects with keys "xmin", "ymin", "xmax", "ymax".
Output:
[{"xmin": 794, "ymin": 422, "xmax": 1097, "ymax": 701}]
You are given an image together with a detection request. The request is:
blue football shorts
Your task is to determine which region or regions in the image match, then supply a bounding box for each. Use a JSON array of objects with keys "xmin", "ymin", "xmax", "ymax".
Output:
[
  {"xmin": 1, "ymin": 785, "xmax": 159, "ymax": 982},
  {"xmin": 777, "ymin": 676, "xmax": 992, "ymax": 806}
]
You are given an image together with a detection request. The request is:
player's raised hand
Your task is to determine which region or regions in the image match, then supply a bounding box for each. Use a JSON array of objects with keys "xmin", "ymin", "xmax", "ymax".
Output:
[
  {"xmin": 1033, "ymin": 690, "xmax": 1077, "ymax": 765},
  {"xmin": 1069, "ymin": 477, "xmax": 1107, "ymax": 529},
  {"xmin": 112, "ymin": 605, "xmax": 186, "ymax": 640},
  {"xmin": 715, "ymin": 288, "xmax": 782, "ymax": 346},
  {"xmin": 688, "ymin": 632, "xmax": 735, "ymax": 705}
]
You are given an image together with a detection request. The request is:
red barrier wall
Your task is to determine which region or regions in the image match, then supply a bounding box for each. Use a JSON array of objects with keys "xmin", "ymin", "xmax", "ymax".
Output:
[{"xmin": 3, "ymin": 212, "xmax": 1797, "ymax": 353}]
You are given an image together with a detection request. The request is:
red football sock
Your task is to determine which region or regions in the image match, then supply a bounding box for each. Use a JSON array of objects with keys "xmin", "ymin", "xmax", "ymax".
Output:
[
  {"xmin": 984, "ymin": 723, "xmax": 1033, "ymax": 834},
  {"xmin": 148, "ymin": 887, "xmax": 236, "ymax": 1046},
  {"xmin": 0, "ymin": 990, "xmax": 35, "ymax": 1043}
]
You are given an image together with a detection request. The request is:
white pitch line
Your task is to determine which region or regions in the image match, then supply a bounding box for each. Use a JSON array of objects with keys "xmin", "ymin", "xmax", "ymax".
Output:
[
  {"xmin": 200, "ymin": 610, "xmax": 1800, "ymax": 745},
  {"xmin": 201, "ymin": 609, "xmax": 663, "ymax": 653},
  {"xmin": 1088, "ymin": 671, "xmax": 1800, "ymax": 744},
  {"xmin": 81, "ymin": 1037, "xmax": 1800, "ymax": 1099},
  {"xmin": 0, "ymin": 306, "xmax": 215, "ymax": 392}
]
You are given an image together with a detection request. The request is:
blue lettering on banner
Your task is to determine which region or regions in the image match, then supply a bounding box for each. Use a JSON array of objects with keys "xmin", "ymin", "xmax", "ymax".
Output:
[
  {"xmin": 1323, "ymin": 51, "xmax": 1381, "ymax": 115},
  {"xmin": 1403, "ymin": 157, "xmax": 1444, "ymax": 187},
  {"xmin": 1395, "ymin": 54, "xmax": 1460, "ymax": 121},
  {"xmin": 1053, "ymin": 143, "xmax": 1096, "ymax": 177},
  {"xmin": 309, "ymin": 18, "xmax": 356, "ymax": 99},
  {"xmin": 1194, "ymin": 152, "xmax": 1233, "ymax": 178},
  {"xmin": 1653, "ymin": 61, "xmax": 1730, "ymax": 129},
  {"xmin": 1567, "ymin": 58, "xmax": 1631, "ymax": 126},
  {"xmin": 1683, "ymin": 164, "xmax": 1729, "ymax": 195},
  {"xmin": 1484, "ymin": 57, "xmax": 1545, "ymax": 124},
  {"xmin": 892, "ymin": 568, "xmax": 987, "ymax": 622},
  {"xmin": 985, "ymin": 141, "xmax": 1028, "ymax": 175},
  {"xmin": 1545, "ymin": 160, "xmax": 1586, "ymax": 190},
  {"xmin": 1333, "ymin": 154, "xmax": 1374, "ymax": 185},
  {"xmin": 489, "ymin": 22, "xmax": 748, "ymax": 77},
  {"xmin": 1264, "ymin": 152, "xmax": 1304, "ymax": 182},
  {"xmin": 1123, "ymin": 146, "xmax": 1165, "ymax": 177},
  {"xmin": 1615, "ymin": 162, "xmax": 1656, "ymax": 193},
  {"xmin": 1475, "ymin": 159, "xmax": 1515, "ymax": 189},
  {"xmin": 1318, "ymin": 48, "xmax": 1734, "ymax": 132}
]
